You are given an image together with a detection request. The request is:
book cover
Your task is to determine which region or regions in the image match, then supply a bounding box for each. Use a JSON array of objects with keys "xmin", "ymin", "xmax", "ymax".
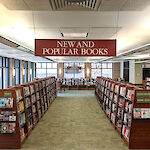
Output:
[
  {"xmin": 0, "ymin": 98, "xmax": 7, "ymax": 108},
  {"xmin": 8, "ymin": 123, "xmax": 16, "ymax": 133},
  {"xmin": 141, "ymin": 108, "xmax": 148, "ymax": 118},
  {"xmin": 134, "ymin": 108, "xmax": 141, "ymax": 118},
  {"xmin": 30, "ymin": 85, "xmax": 34, "ymax": 94},
  {"xmin": 23, "ymin": 87, "xmax": 30, "ymax": 96},
  {"xmin": 1, "ymin": 123, "xmax": 8, "ymax": 133}
]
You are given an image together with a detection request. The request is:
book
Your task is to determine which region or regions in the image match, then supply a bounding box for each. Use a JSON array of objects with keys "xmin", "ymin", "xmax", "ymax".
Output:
[
  {"xmin": 36, "ymin": 92, "xmax": 40, "ymax": 100},
  {"xmin": 25, "ymin": 97, "xmax": 31, "ymax": 108},
  {"xmin": 19, "ymin": 113, "xmax": 26, "ymax": 126},
  {"xmin": 141, "ymin": 108, "xmax": 148, "ymax": 118},
  {"xmin": 35, "ymin": 83, "xmax": 39, "ymax": 92},
  {"xmin": 27, "ymin": 108, "xmax": 32, "ymax": 118},
  {"xmin": 127, "ymin": 90, "xmax": 134, "ymax": 101},
  {"xmin": 120, "ymin": 87, "xmax": 126, "ymax": 97},
  {"xmin": 16, "ymin": 90, "xmax": 22, "ymax": 101},
  {"xmin": 30, "ymin": 85, "xmax": 34, "ymax": 94},
  {"xmin": 23, "ymin": 87, "xmax": 30, "ymax": 97},
  {"xmin": 31, "ymin": 94, "xmax": 36, "ymax": 103},
  {"xmin": 115, "ymin": 85, "xmax": 119, "ymax": 93},
  {"xmin": 114, "ymin": 94, "xmax": 118, "ymax": 103},
  {"xmin": 42, "ymin": 81, "xmax": 45, "ymax": 87},
  {"xmin": 32, "ymin": 105, "xmax": 36, "ymax": 113},
  {"xmin": 0, "ymin": 98, "xmax": 13, "ymax": 108},
  {"xmin": 18, "ymin": 101, "xmax": 24, "ymax": 112},
  {"xmin": 134, "ymin": 108, "xmax": 141, "ymax": 118}
]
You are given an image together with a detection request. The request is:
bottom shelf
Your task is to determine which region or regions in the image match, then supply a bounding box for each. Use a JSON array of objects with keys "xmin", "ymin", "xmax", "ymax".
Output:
[
  {"xmin": 21, "ymin": 134, "xmax": 27, "ymax": 143},
  {"xmin": 116, "ymin": 126, "xmax": 122, "ymax": 135},
  {"xmin": 122, "ymin": 135, "xmax": 129, "ymax": 145}
]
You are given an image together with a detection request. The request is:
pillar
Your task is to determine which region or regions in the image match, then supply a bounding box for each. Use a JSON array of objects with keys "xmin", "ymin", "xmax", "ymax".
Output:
[
  {"xmin": 27, "ymin": 61, "xmax": 31, "ymax": 82},
  {"xmin": 9, "ymin": 58, "xmax": 14, "ymax": 87},
  {"xmin": 57, "ymin": 63, "xmax": 63, "ymax": 78},
  {"xmin": 85, "ymin": 63, "xmax": 91, "ymax": 78},
  {"xmin": 112, "ymin": 62, "xmax": 120, "ymax": 79}
]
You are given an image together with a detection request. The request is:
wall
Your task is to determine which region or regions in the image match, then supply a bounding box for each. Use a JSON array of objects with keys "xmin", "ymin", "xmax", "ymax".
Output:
[
  {"xmin": 120, "ymin": 61, "xmax": 124, "ymax": 78},
  {"xmin": 129, "ymin": 60, "xmax": 135, "ymax": 83},
  {"xmin": 112, "ymin": 62, "xmax": 120, "ymax": 79},
  {"xmin": 135, "ymin": 63, "xmax": 143, "ymax": 84},
  {"xmin": 57, "ymin": 63, "xmax": 63, "ymax": 78}
]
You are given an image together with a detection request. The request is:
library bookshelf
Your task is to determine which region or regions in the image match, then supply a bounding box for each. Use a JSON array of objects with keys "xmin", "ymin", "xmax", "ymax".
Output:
[
  {"xmin": 95, "ymin": 76, "xmax": 150, "ymax": 149},
  {"xmin": 0, "ymin": 76, "xmax": 56, "ymax": 149}
]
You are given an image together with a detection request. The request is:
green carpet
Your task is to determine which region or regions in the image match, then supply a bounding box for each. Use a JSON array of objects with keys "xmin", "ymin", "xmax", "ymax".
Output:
[{"xmin": 22, "ymin": 90, "xmax": 128, "ymax": 150}]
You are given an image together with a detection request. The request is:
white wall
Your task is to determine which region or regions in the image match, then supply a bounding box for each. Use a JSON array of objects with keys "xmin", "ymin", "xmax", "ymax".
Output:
[
  {"xmin": 120, "ymin": 61, "xmax": 124, "ymax": 78},
  {"xmin": 129, "ymin": 60, "xmax": 135, "ymax": 84}
]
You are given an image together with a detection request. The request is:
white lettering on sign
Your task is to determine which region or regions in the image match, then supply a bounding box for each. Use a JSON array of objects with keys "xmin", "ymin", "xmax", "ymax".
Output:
[
  {"xmin": 42, "ymin": 47, "xmax": 109, "ymax": 56},
  {"xmin": 56, "ymin": 41, "xmax": 95, "ymax": 48},
  {"xmin": 81, "ymin": 48, "xmax": 108, "ymax": 55}
]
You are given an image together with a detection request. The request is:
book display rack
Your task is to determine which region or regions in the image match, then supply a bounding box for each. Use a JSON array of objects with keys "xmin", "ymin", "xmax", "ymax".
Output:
[
  {"xmin": 0, "ymin": 76, "xmax": 56, "ymax": 149},
  {"xmin": 95, "ymin": 76, "xmax": 150, "ymax": 149},
  {"xmin": 58, "ymin": 78, "xmax": 95, "ymax": 90}
]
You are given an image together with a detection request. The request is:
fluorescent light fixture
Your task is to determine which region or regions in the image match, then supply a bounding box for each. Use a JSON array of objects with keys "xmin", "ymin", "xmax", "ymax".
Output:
[{"xmin": 61, "ymin": 33, "xmax": 88, "ymax": 38}]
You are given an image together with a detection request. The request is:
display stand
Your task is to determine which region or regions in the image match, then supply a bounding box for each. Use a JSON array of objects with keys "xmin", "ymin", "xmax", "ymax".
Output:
[
  {"xmin": 95, "ymin": 76, "xmax": 150, "ymax": 149},
  {"xmin": 0, "ymin": 77, "xmax": 56, "ymax": 149}
]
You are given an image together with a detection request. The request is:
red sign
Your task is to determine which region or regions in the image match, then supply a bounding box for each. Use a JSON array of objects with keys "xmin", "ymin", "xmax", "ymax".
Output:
[
  {"xmin": 67, "ymin": 66, "xmax": 81, "ymax": 70},
  {"xmin": 35, "ymin": 39, "xmax": 116, "ymax": 56}
]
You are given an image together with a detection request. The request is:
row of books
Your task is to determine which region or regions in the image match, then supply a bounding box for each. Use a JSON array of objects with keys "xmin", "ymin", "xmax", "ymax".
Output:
[
  {"xmin": 0, "ymin": 111, "xmax": 16, "ymax": 121},
  {"xmin": 0, "ymin": 123, "xmax": 16, "ymax": 133},
  {"xmin": 23, "ymin": 87, "xmax": 30, "ymax": 97},
  {"xmin": 19, "ymin": 113, "xmax": 26, "ymax": 126},
  {"xmin": 30, "ymin": 85, "xmax": 35, "ymax": 94},
  {"xmin": 18, "ymin": 101, "xmax": 24, "ymax": 112},
  {"xmin": 0, "ymin": 98, "xmax": 13, "ymax": 108},
  {"xmin": 25, "ymin": 97, "xmax": 31, "ymax": 108},
  {"xmin": 16, "ymin": 90, "xmax": 23, "ymax": 101},
  {"xmin": 122, "ymin": 125, "xmax": 129, "ymax": 140}
]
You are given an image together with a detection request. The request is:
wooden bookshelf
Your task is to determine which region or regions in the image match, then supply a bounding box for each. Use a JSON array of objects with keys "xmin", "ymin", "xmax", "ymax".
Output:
[
  {"xmin": 58, "ymin": 78, "xmax": 95, "ymax": 90},
  {"xmin": 95, "ymin": 76, "xmax": 150, "ymax": 149},
  {"xmin": 0, "ymin": 76, "xmax": 56, "ymax": 149}
]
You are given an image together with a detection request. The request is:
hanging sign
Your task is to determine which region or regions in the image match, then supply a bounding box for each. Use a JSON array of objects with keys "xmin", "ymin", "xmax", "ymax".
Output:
[
  {"xmin": 67, "ymin": 66, "xmax": 81, "ymax": 70},
  {"xmin": 35, "ymin": 39, "xmax": 116, "ymax": 56}
]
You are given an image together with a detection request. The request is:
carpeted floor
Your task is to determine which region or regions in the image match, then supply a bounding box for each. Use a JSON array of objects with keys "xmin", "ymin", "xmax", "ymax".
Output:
[{"xmin": 22, "ymin": 90, "xmax": 128, "ymax": 150}]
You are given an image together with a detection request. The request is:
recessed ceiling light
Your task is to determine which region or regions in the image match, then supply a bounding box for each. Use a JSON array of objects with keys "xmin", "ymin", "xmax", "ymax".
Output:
[{"xmin": 61, "ymin": 33, "xmax": 88, "ymax": 38}]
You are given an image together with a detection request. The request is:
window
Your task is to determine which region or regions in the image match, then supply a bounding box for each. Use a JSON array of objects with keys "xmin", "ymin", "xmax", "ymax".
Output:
[
  {"xmin": 14, "ymin": 59, "xmax": 20, "ymax": 85},
  {"xmin": 31, "ymin": 62, "xmax": 34, "ymax": 80},
  {"xmin": 91, "ymin": 62, "xmax": 112, "ymax": 79},
  {"xmin": 24, "ymin": 61, "xmax": 28, "ymax": 83},
  {"xmin": 0, "ymin": 57, "xmax": 9, "ymax": 89},
  {"xmin": 64, "ymin": 63, "xmax": 85, "ymax": 78},
  {"xmin": 36, "ymin": 62, "xmax": 57, "ymax": 78}
]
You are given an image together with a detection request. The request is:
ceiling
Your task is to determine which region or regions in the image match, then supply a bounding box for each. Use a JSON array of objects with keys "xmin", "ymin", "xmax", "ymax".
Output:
[{"xmin": 0, "ymin": 0, "xmax": 150, "ymax": 62}]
